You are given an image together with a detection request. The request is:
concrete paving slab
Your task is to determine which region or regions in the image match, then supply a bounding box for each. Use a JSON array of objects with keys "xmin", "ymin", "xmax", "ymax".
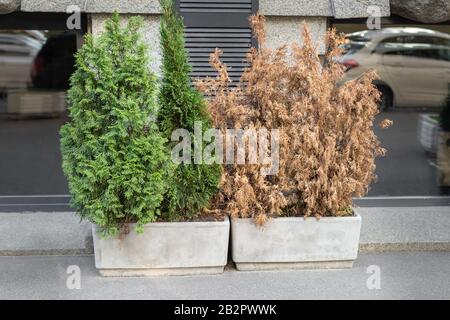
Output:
[
  {"xmin": 0, "ymin": 212, "xmax": 92, "ymax": 255},
  {"xmin": 358, "ymin": 206, "xmax": 450, "ymax": 252},
  {"xmin": 0, "ymin": 252, "xmax": 448, "ymax": 299}
]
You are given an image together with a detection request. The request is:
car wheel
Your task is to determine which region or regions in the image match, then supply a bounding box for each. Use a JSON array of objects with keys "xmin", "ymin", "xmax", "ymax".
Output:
[{"xmin": 377, "ymin": 86, "xmax": 393, "ymax": 111}]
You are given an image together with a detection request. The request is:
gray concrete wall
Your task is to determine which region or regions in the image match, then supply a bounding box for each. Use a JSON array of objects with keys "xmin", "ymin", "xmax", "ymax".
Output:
[
  {"xmin": 21, "ymin": 0, "xmax": 160, "ymax": 13},
  {"xmin": 260, "ymin": 0, "xmax": 389, "ymax": 55},
  {"xmin": 331, "ymin": 0, "xmax": 390, "ymax": 18},
  {"xmin": 265, "ymin": 16, "xmax": 328, "ymax": 55},
  {"xmin": 260, "ymin": 0, "xmax": 333, "ymax": 16},
  {"xmin": 20, "ymin": 0, "xmax": 390, "ymax": 18},
  {"xmin": 19, "ymin": 0, "xmax": 390, "ymax": 18},
  {"xmin": 91, "ymin": 16, "xmax": 327, "ymax": 60}
]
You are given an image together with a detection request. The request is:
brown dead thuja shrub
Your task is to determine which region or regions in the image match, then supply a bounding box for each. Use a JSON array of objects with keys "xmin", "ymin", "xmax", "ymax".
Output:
[{"xmin": 196, "ymin": 14, "xmax": 392, "ymax": 224}]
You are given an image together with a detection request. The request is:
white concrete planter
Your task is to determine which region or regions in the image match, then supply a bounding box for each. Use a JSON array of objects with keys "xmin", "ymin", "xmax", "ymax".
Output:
[
  {"xmin": 92, "ymin": 217, "xmax": 230, "ymax": 276},
  {"xmin": 231, "ymin": 213, "xmax": 361, "ymax": 271}
]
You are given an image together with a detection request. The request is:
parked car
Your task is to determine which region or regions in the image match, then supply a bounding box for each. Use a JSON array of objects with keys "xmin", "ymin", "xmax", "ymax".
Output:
[
  {"xmin": 31, "ymin": 31, "xmax": 77, "ymax": 90},
  {"xmin": 339, "ymin": 28, "xmax": 450, "ymax": 110},
  {"xmin": 0, "ymin": 32, "xmax": 44, "ymax": 92}
]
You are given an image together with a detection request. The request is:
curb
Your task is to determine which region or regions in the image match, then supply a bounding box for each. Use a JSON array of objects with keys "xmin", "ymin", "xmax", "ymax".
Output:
[{"xmin": 360, "ymin": 242, "xmax": 450, "ymax": 253}]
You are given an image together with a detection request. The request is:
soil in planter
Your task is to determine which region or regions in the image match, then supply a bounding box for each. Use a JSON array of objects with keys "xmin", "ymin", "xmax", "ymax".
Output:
[
  {"xmin": 157, "ymin": 210, "xmax": 226, "ymax": 223},
  {"xmin": 260, "ymin": 212, "xmax": 357, "ymax": 220},
  {"xmin": 112, "ymin": 211, "xmax": 226, "ymax": 239}
]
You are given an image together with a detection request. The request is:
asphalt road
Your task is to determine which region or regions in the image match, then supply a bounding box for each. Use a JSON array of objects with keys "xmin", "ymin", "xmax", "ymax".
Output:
[
  {"xmin": 372, "ymin": 110, "xmax": 440, "ymax": 196},
  {"xmin": 0, "ymin": 113, "xmax": 69, "ymax": 196},
  {"xmin": 0, "ymin": 98, "xmax": 443, "ymax": 198},
  {"xmin": 0, "ymin": 252, "xmax": 448, "ymax": 299}
]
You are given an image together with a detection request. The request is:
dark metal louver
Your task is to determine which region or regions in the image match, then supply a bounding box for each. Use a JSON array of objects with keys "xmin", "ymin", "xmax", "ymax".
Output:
[{"xmin": 177, "ymin": 0, "xmax": 258, "ymax": 84}]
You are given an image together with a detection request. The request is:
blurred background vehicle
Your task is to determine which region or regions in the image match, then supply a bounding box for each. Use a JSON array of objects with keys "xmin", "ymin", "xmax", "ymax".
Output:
[
  {"xmin": 31, "ymin": 31, "xmax": 77, "ymax": 90},
  {"xmin": 338, "ymin": 27, "xmax": 450, "ymax": 110},
  {"xmin": 0, "ymin": 30, "xmax": 45, "ymax": 93},
  {"xmin": 0, "ymin": 30, "xmax": 77, "ymax": 95},
  {"xmin": 0, "ymin": 30, "xmax": 77, "ymax": 117}
]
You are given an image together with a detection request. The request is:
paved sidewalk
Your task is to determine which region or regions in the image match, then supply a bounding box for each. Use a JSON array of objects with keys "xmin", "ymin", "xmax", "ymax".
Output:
[
  {"xmin": 0, "ymin": 252, "xmax": 449, "ymax": 299},
  {"xmin": 2, "ymin": 207, "xmax": 450, "ymax": 255}
]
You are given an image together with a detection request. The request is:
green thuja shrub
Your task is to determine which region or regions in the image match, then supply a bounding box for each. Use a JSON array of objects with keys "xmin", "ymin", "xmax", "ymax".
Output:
[
  {"xmin": 158, "ymin": 0, "xmax": 222, "ymax": 220},
  {"xmin": 60, "ymin": 14, "xmax": 170, "ymax": 236}
]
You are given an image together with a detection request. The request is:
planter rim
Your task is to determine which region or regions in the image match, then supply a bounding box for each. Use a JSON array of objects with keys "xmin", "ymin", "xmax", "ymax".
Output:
[
  {"xmin": 93, "ymin": 215, "xmax": 229, "ymax": 230},
  {"xmin": 231, "ymin": 212, "xmax": 361, "ymax": 223}
]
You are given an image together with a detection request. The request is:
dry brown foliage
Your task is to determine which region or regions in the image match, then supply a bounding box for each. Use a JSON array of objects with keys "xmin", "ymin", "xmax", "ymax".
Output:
[{"xmin": 196, "ymin": 14, "xmax": 391, "ymax": 223}]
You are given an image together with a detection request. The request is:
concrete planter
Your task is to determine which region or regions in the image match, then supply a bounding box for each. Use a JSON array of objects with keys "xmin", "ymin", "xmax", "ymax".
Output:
[
  {"xmin": 92, "ymin": 217, "xmax": 230, "ymax": 276},
  {"xmin": 231, "ymin": 213, "xmax": 361, "ymax": 271}
]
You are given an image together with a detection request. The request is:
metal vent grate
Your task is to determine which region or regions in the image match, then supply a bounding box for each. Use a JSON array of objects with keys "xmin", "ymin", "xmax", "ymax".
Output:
[
  {"xmin": 178, "ymin": 0, "xmax": 257, "ymax": 84},
  {"xmin": 180, "ymin": 0, "xmax": 252, "ymax": 13},
  {"xmin": 185, "ymin": 27, "xmax": 252, "ymax": 83}
]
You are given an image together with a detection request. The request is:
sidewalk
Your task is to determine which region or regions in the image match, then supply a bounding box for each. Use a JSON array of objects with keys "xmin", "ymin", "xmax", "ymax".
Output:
[
  {"xmin": 2, "ymin": 207, "xmax": 450, "ymax": 255},
  {"xmin": 0, "ymin": 252, "xmax": 449, "ymax": 299}
]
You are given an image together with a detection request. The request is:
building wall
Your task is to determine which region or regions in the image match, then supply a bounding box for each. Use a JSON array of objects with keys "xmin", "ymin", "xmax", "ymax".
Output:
[
  {"xmin": 20, "ymin": 0, "xmax": 160, "ymax": 14},
  {"xmin": 259, "ymin": 0, "xmax": 389, "ymax": 55},
  {"xmin": 90, "ymin": 15, "xmax": 328, "ymax": 75},
  {"xmin": 18, "ymin": 0, "xmax": 391, "ymax": 67},
  {"xmin": 89, "ymin": 18, "xmax": 328, "ymax": 73},
  {"xmin": 259, "ymin": 0, "xmax": 333, "ymax": 16},
  {"xmin": 265, "ymin": 17, "xmax": 328, "ymax": 54}
]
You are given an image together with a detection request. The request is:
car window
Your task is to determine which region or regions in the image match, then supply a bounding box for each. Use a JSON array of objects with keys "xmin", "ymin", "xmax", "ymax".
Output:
[
  {"xmin": 341, "ymin": 33, "xmax": 372, "ymax": 55},
  {"xmin": 437, "ymin": 48, "xmax": 450, "ymax": 62},
  {"xmin": 376, "ymin": 33, "xmax": 450, "ymax": 63},
  {"xmin": 379, "ymin": 36, "xmax": 404, "ymax": 44},
  {"xmin": 340, "ymin": 42, "xmax": 366, "ymax": 55},
  {"xmin": 375, "ymin": 37, "xmax": 406, "ymax": 54},
  {"xmin": 402, "ymin": 35, "xmax": 450, "ymax": 47},
  {"xmin": 383, "ymin": 46, "xmax": 450, "ymax": 62},
  {"xmin": 346, "ymin": 35, "xmax": 371, "ymax": 43},
  {"xmin": 379, "ymin": 35, "xmax": 450, "ymax": 45}
]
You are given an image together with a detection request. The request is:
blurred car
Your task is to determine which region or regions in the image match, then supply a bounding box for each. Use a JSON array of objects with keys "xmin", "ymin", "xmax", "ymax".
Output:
[
  {"xmin": 0, "ymin": 32, "xmax": 44, "ymax": 92},
  {"xmin": 339, "ymin": 28, "xmax": 450, "ymax": 110},
  {"xmin": 31, "ymin": 31, "xmax": 77, "ymax": 90}
]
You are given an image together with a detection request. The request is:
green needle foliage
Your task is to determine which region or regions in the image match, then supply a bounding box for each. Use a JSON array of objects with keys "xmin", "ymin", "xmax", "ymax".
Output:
[
  {"xmin": 158, "ymin": 0, "xmax": 221, "ymax": 220},
  {"xmin": 60, "ymin": 13, "xmax": 170, "ymax": 237}
]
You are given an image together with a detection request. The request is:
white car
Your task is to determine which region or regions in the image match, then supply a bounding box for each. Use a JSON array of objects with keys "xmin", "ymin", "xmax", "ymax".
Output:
[
  {"xmin": 0, "ymin": 32, "xmax": 44, "ymax": 92},
  {"xmin": 339, "ymin": 27, "xmax": 450, "ymax": 109}
]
